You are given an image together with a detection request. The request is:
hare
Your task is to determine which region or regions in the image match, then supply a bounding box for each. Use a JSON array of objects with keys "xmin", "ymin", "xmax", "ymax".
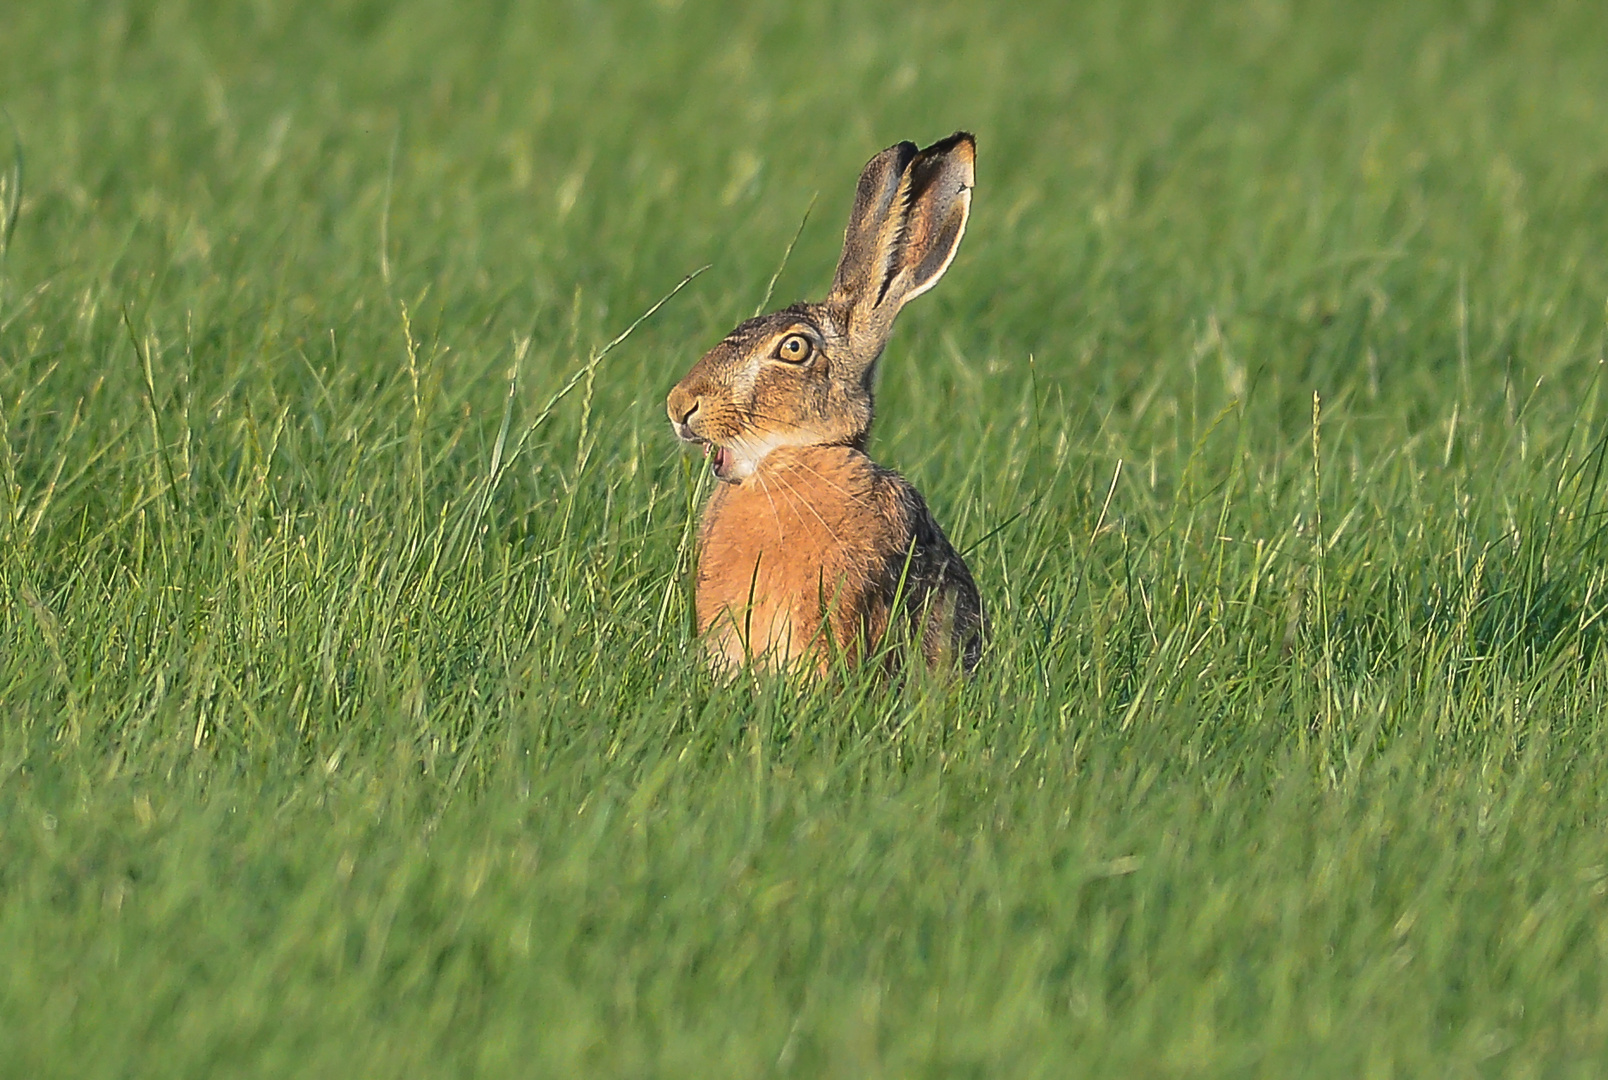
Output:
[{"xmin": 666, "ymin": 132, "xmax": 985, "ymax": 676}]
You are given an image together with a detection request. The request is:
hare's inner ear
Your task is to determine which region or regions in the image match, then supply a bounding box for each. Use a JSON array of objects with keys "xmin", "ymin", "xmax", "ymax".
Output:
[{"xmin": 884, "ymin": 133, "xmax": 975, "ymax": 308}]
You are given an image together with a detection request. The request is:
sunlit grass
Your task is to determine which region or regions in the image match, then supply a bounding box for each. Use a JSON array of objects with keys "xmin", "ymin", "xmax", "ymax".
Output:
[{"xmin": 3, "ymin": 0, "xmax": 1608, "ymax": 1075}]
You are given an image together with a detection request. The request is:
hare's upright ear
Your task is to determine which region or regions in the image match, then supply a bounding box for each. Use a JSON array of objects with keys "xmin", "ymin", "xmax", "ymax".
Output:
[{"xmin": 825, "ymin": 132, "xmax": 975, "ymax": 349}]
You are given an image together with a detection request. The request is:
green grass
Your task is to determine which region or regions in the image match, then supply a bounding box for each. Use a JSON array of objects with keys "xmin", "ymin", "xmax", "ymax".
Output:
[{"xmin": 4, "ymin": 0, "xmax": 1608, "ymax": 1074}]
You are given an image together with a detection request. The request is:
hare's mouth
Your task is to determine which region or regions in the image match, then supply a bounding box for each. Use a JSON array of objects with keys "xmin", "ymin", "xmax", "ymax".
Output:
[
  {"xmin": 676, "ymin": 427, "xmax": 739, "ymax": 483},
  {"xmin": 701, "ymin": 441, "xmax": 734, "ymax": 481},
  {"xmin": 704, "ymin": 446, "xmax": 730, "ymax": 482}
]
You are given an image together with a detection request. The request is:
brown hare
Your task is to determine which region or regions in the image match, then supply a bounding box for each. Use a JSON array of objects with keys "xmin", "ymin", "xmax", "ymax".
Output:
[{"xmin": 666, "ymin": 132, "xmax": 985, "ymax": 677}]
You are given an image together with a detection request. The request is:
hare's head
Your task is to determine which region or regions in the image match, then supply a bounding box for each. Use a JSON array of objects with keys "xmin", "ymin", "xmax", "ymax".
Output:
[{"xmin": 667, "ymin": 133, "xmax": 974, "ymax": 482}]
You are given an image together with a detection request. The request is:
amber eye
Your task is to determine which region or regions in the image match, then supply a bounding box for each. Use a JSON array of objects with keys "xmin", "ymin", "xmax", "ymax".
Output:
[{"xmin": 775, "ymin": 333, "xmax": 813, "ymax": 364}]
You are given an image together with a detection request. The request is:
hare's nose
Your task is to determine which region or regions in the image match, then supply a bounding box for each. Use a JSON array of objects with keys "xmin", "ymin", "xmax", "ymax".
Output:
[{"xmin": 667, "ymin": 385, "xmax": 701, "ymax": 426}]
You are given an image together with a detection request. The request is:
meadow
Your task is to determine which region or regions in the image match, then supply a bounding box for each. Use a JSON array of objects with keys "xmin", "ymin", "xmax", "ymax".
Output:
[{"xmin": 3, "ymin": 0, "xmax": 1608, "ymax": 1074}]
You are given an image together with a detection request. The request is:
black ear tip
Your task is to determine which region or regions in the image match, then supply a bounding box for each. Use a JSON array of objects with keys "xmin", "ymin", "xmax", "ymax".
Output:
[
  {"xmin": 930, "ymin": 131, "xmax": 976, "ymax": 155},
  {"xmin": 889, "ymin": 141, "xmax": 919, "ymax": 171}
]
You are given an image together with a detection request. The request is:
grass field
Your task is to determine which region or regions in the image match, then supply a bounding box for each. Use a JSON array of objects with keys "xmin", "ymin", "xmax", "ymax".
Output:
[{"xmin": 4, "ymin": 0, "xmax": 1608, "ymax": 1074}]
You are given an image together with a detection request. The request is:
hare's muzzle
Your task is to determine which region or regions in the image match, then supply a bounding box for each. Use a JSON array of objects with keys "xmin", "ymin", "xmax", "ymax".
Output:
[{"xmin": 666, "ymin": 386, "xmax": 741, "ymax": 481}]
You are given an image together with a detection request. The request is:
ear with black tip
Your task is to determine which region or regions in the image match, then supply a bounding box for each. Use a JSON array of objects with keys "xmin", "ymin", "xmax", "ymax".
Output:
[{"xmin": 824, "ymin": 132, "xmax": 975, "ymax": 351}]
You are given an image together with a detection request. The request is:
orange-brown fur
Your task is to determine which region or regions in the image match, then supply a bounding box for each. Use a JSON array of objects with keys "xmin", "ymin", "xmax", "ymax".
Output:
[
  {"xmin": 697, "ymin": 444, "xmax": 983, "ymax": 674},
  {"xmin": 698, "ymin": 446, "xmax": 900, "ymax": 670}
]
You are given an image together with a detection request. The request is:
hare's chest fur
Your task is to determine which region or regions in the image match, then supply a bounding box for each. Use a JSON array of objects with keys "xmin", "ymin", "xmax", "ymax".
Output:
[{"xmin": 695, "ymin": 445, "xmax": 910, "ymax": 670}]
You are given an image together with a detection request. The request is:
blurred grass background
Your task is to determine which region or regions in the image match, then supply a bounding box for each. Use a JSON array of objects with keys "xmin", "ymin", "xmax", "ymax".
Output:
[{"xmin": 3, "ymin": 0, "xmax": 1608, "ymax": 1075}]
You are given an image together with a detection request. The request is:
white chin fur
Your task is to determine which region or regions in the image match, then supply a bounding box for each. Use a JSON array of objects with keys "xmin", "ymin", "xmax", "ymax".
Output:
[{"xmin": 723, "ymin": 430, "xmax": 814, "ymax": 482}]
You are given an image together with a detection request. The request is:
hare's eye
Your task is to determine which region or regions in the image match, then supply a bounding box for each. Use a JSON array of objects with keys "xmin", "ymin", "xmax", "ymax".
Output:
[{"xmin": 775, "ymin": 334, "xmax": 812, "ymax": 363}]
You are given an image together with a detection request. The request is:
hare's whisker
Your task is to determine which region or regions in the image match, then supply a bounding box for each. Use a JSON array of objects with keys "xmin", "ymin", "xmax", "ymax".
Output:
[
  {"xmin": 784, "ymin": 456, "xmax": 872, "ymax": 507},
  {"xmin": 768, "ymin": 467, "xmax": 847, "ymax": 549},
  {"xmin": 752, "ymin": 464, "xmax": 784, "ymax": 535},
  {"xmin": 742, "ymin": 408, "xmax": 810, "ymax": 427}
]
